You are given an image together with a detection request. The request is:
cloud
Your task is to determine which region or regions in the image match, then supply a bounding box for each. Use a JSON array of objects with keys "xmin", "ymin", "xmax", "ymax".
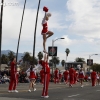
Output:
[{"xmin": 66, "ymin": 0, "xmax": 100, "ymax": 39}]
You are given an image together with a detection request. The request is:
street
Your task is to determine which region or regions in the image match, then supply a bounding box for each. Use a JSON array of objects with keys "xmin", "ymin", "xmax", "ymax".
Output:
[{"xmin": 0, "ymin": 82, "xmax": 100, "ymax": 100}]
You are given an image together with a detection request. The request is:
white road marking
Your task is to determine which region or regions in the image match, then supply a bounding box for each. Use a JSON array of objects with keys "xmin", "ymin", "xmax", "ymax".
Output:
[
  {"xmin": 96, "ymin": 90, "xmax": 100, "ymax": 91},
  {"xmin": 68, "ymin": 94, "xmax": 80, "ymax": 97}
]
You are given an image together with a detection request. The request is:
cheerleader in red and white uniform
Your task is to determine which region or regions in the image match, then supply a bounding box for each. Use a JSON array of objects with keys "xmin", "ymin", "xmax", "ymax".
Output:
[
  {"xmin": 63, "ymin": 69, "xmax": 69, "ymax": 84},
  {"xmin": 39, "ymin": 53, "xmax": 50, "ymax": 98},
  {"xmin": 78, "ymin": 68, "xmax": 85, "ymax": 87},
  {"xmin": 54, "ymin": 68, "xmax": 59, "ymax": 84},
  {"xmin": 26, "ymin": 65, "xmax": 37, "ymax": 92},
  {"xmin": 96, "ymin": 72, "xmax": 100, "ymax": 85},
  {"xmin": 42, "ymin": 6, "xmax": 54, "ymax": 53}
]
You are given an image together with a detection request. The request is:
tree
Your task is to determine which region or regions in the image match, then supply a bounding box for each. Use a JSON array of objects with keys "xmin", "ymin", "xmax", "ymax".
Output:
[
  {"xmin": 37, "ymin": 52, "xmax": 43, "ymax": 60},
  {"xmin": 22, "ymin": 52, "xmax": 31, "ymax": 63},
  {"xmin": 65, "ymin": 48, "xmax": 70, "ymax": 61},
  {"xmin": 30, "ymin": 56, "xmax": 38, "ymax": 65},
  {"xmin": 21, "ymin": 52, "xmax": 38, "ymax": 70},
  {"xmin": 91, "ymin": 64, "xmax": 100, "ymax": 72},
  {"xmin": 1, "ymin": 54, "xmax": 9, "ymax": 64},
  {"xmin": 50, "ymin": 57, "xmax": 60, "ymax": 68},
  {"xmin": 8, "ymin": 51, "xmax": 15, "ymax": 61},
  {"xmin": 75, "ymin": 57, "xmax": 85, "ymax": 63},
  {"xmin": 61, "ymin": 60, "xmax": 65, "ymax": 67}
]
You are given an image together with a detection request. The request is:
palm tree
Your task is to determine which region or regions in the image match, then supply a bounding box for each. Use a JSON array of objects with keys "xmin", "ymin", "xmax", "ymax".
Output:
[
  {"xmin": 22, "ymin": 52, "xmax": 31, "ymax": 63},
  {"xmin": 37, "ymin": 52, "xmax": 43, "ymax": 60},
  {"xmin": 61, "ymin": 60, "xmax": 65, "ymax": 67},
  {"xmin": 50, "ymin": 57, "xmax": 60, "ymax": 68},
  {"xmin": 65, "ymin": 48, "xmax": 70, "ymax": 62},
  {"xmin": 30, "ymin": 56, "xmax": 38, "ymax": 65},
  {"xmin": 75, "ymin": 57, "xmax": 85, "ymax": 63},
  {"xmin": 1, "ymin": 54, "xmax": 9, "ymax": 64},
  {"xmin": 8, "ymin": 51, "xmax": 15, "ymax": 61}
]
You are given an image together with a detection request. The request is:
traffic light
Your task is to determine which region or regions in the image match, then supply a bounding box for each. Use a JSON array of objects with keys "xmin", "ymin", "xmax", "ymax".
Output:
[
  {"xmin": 48, "ymin": 46, "xmax": 57, "ymax": 56},
  {"xmin": 87, "ymin": 59, "xmax": 93, "ymax": 66}
]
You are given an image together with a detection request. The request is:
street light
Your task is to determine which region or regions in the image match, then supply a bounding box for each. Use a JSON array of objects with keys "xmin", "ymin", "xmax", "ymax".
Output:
[
  {"xmin": 51, "ymin": 38, "xmax": 65, "ymax": 80},
  {"xmin": 89, "ymin": 54, "xmax": 98, "ymax": 59}
]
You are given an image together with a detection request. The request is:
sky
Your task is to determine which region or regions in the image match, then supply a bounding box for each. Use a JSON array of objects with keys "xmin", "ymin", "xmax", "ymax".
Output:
[{"xmin": 1, "ymin": 0, "xmax": 100, "ymax": 64}]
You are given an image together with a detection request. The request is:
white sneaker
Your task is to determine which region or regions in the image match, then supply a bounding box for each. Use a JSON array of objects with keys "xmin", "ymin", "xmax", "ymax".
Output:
[
  {"xmin": 81, "ymin": 85, "xmax": 84, "ymax": 88},
  {"xmin": 34, "ymin": 84, "xmax": 36, "ymax": 85},
  {"xmin": 41, "ymin": 96, "xmax": 44, "ymax": 98},
  {"xmin": 28, "ymin": 90, "xmax": 31, "ymax": 92},
  {"xmin": 34, "ymin": 88, "xmax": 36, "ymax": 91},
  {"xmin": 8, "ymin": 90, "xmax": 12, "ymax": 93},
  {"xmin": 44, "ymin": 95, "xmax": 49, "ymax": 98},
  {"xmin": 14, "ymin": 90, "xmax": 18, "ymax": 93}
]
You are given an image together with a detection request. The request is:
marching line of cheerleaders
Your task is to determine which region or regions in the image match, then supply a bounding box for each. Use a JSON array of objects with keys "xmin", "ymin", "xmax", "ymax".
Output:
[{"xmin": 7, "ymin": 56, "xmax": 100, "ymax": 97}]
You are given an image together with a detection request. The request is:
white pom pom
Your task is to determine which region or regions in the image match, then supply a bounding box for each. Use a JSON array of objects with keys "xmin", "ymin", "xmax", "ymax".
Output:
[{"xmin": 46, "ymin": 13, "xmax": 51, "ymax": 17}]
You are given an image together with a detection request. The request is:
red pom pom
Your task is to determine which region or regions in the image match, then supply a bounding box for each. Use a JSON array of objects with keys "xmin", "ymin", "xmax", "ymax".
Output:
[{"xmin": 43, "ymin": 6, "xmax": 48, "ymax": 12}]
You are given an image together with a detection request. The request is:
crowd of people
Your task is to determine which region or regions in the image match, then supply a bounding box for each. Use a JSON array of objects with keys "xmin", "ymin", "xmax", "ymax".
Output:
[
  {"xmin": 1, "ymin": 66, "xmax": 100, "ymax": 86},
  {"xmin": 53, "ymin": 67, "xmax": 100, "ymax": 87}
]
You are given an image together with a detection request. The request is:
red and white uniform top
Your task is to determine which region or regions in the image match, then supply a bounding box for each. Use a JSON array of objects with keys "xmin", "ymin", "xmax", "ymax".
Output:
[
  {"xmin": 69, "ymin": 68, "xmax": 74, "ymax": 77},
  {"xmin": 41, "ymin": 18, "xmax": 48, "ymax": 34},
  {"xmin": 10, "ymin": 61, "xmax": 17, "ymax": 75},
  {"xmin": 42, "ymin": 61, "xmax": 50, "ymax": 74},
  {"xmin": 96, "ymin": 73, "xmax": 100, "ymax": 79},
  {"xmin": 78, "ymin": 71, "xmax": 85, "ymax": 79},
  {"xmin": 91, "ymin": 71, "xmax": 96, "ymax": 79},
  {"xmin": 26, "ymin": 66, "xmax": 37, "ymax": 79},
  {"xmin": 54, "ymin": 69, "xmax": 59, "ymax": 78},
  {"xmin": 38, "ymin": 61, "xmax": 50, "ymax": 74},
  {"xmin": 59, "ymin": 71, "xmax": 62, "ymax": 79},
  {"xmin": 63, "ymin": 70, "xmax": 69, "ymax": 78}
]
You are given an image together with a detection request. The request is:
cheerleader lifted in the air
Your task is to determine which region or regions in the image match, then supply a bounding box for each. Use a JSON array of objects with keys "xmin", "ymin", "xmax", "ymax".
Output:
[{"xmin": 41, "ymin": 6, "xmax": 54, "ymax": 53}]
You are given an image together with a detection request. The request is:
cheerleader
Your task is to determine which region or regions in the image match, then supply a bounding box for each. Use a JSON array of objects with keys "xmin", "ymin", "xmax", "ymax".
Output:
[
  {"xmin": 42, "ymin": 6, "xmax": 54, "ymax": 53},
  {"xmin": 96, "ymin": 72, "xmax": 100, "ymax": 85},
  {"xmin": 54, "ymin": 68, "xmax": 59, "ymax": 84},
  {"xmin": 26, "ymin": 64, "xmax": 37, "ymax": 92},
  {"xmin": 78, "ymin": 68, "xmax": 85, "ymax": 87},
  {"xmin": 63, "ymin": 69, "xmax": 69, "ymax": 85},
  {"xmin": 59, "ymin": 71, "xmax": 62, "ymax": 84},
  {"xmin": 39, "ymin": 53, "xmax": 50, "ymax": 98},
  {"xmin": 91, "ymin": 70, "xmax": 96, "ymax": 86},
  {"xmin": 69, "ymin": 66, "xmax": 75, "ymax": 87}
]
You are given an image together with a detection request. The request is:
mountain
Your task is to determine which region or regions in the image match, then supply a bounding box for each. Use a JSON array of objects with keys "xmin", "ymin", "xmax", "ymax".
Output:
[{"xmin": 1, "ymin": 50, "xmax": 24, "ymax": 61}]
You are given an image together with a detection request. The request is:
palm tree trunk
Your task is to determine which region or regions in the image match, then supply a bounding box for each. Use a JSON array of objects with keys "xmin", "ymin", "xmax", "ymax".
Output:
[
  {"xmin": 66, "ymin": 53, "xmax": 67, "ymax": 62},
  {"xmin": 0, "ymin": 0, "xmax": 4, "ymax": 70},
  {"xmin": 33, "ymin": 0, "xmax": 41, "ymax": 64},
  {"xmin": 16, "ymin": 0, "xmax": 26, "ymax": 64}
]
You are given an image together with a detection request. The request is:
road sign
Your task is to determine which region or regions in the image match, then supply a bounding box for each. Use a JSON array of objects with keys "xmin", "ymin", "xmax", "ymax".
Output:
[
  {"xmin": 87, "ymin": 59, "xmax": 93, "ymax": 66},
  {"xmin": 48, "ymin": 46, "xmax": 57, "ymax": 56}
]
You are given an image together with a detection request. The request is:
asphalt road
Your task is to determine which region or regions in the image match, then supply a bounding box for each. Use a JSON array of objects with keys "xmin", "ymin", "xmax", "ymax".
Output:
[{"xmin": 0, "ymin": 82, "xmax": 100, "ymax": 100}]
